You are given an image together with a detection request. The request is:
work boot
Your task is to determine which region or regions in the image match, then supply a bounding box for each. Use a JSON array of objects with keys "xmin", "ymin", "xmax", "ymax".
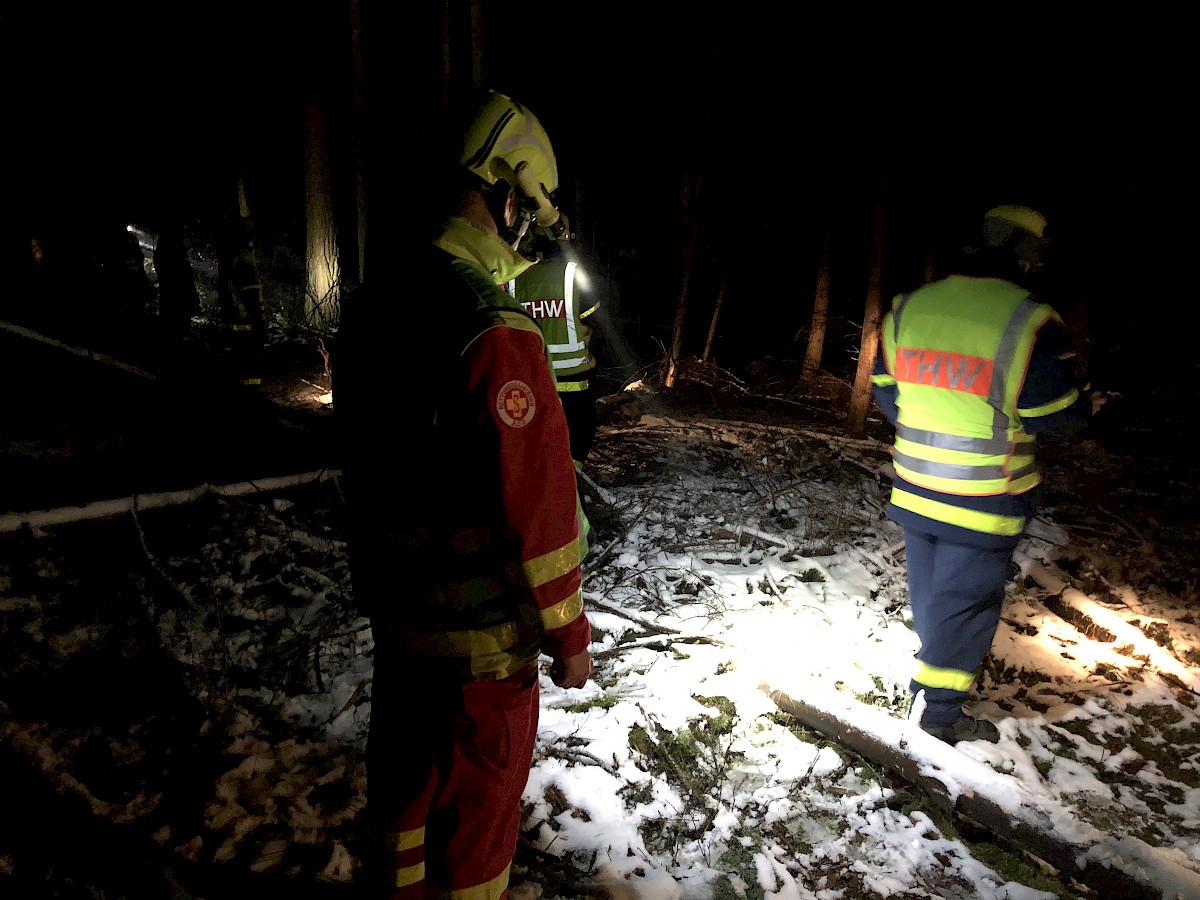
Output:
[{"xmin": 922, "ymin": 715, "xmax": 1000, "ymax": 744}]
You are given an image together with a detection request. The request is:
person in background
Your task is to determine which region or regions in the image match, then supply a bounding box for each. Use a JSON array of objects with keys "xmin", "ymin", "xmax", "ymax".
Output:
[
  {"xmin": 871, "ymin": 204, "xmax": 1092, "ymax": 745},
  {"xmin": 508, "ymin": 231, "xmax": 600, "ymax": 470},
  {"xmin": 333, "ymin": 89, "xmax": 592, "ymax": 899},
  {"xmin": 216, "ymin": 213, "xmax": 266, "ymax": 393}
]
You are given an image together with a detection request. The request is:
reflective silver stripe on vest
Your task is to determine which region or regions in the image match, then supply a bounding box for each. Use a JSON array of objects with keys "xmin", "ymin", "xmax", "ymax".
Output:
[
  {"xmin": 896, "ymin": 424, "xmax": 1011, "ymax": 455},
  {"xmin": 1008, "ymin": 462, "xmax": 1038, "ymax": 482},
  {"xmin": 893, "ymin": 451, "xmax": 1007, "ymax": 480},
  {"xmin": 989, "ymin": 295, "xmax": 1041, "ymax": 409},
  {"xmin": 894, "ymin": 293, "xmax": 1043, "ymax": 484},
  {"xmin": 547, "ymin": 260, "xmax": 588, "ymax": 366}
]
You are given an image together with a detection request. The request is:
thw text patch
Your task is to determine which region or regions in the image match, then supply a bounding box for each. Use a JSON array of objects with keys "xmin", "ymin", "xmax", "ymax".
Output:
[{"xmin": 893, "ymin": 347, "xmax": 993, "ymax": 396}]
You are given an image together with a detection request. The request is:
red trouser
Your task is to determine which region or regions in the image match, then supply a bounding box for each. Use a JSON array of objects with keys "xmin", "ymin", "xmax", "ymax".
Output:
[{"xmin": 367, "ymin": 647, "xmax": 539, "ymax": 899}]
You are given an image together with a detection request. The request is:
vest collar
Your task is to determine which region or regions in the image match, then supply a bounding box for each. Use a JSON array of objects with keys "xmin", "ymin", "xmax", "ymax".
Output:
[{"xmin": 433, "ymin": 217, "xmax": 535, "ymax": 285}]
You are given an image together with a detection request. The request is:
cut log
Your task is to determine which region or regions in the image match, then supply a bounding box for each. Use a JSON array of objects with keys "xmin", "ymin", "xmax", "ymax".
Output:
[{"xmin": 763, "ymin": 686, "xmax": 1198, "ymax": 900}]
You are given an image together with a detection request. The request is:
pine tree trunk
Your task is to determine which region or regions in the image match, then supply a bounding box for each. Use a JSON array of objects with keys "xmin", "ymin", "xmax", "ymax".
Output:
[
  {"xmin": 801, "ymin": 229, "xmax": 832, "ymax": 376},
  {"xmin": 665, "ymin": 173, "xmax": 702, "ymax": 388},
  {"xmin": 846, "ymin": 189, "xmax": 886, "ymax": 438},
  {"xmin": 702, "ymin": 276, "xmax": 725, "ymax": 363},
  {"xmin": 349, "ymin": 0, "xmax": 366, "ymax": 286},
  {"xmin": 304, "ymin": 90, "xmax": 341, "ymax": 332},
  {"xmin": 469, "ymin": 0, "xmax": 485, "ymax": 88}
]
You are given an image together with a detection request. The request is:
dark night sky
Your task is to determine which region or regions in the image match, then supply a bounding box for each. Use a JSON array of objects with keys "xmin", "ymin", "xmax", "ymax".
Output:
[{"xmin": 6, "ymin": 5, "xmax": 1193, "ymax": 381}]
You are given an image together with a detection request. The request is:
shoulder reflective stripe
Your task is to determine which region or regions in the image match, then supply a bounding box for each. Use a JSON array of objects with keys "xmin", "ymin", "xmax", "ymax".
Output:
[
  {"xmin": 395, "ymin": 861, "xmax": 426, "ymax": 889},
  {"xmin": 393, "ymin": 827, "xmax": 425, "ymax": 852},
  {"xmin": 893, "ymin": 451, "xmax": 1006, "ymax": 480},
  {"xmin": 891, "ymin": 488, "xmax": 1025, "ymax": 535},
  {"xmin": 563, "ymin": 260, "xmax": 580, "ymax": 352},
  {"xmin": 557, "ymin": 379, "xmax": 590, "ymax": 392},
  {"xmin": 913, "ymin": 661, "xmax": 976, "ymax": 692},
  {"xmin": 541, "ymin": 587, "xmax": 584, "ymax": 630},
  {"xmin": 450, "ymin": 866, "xmax": 511, "ymax": 900},
  {"xmin": 504, "ymin": 279, "xmax": 516, "ymax": 298},
  {"xmin": 1019, "ymin": 387, "xmax": 1080, "ymax": 418},
  {"xmin": 991, "ymin": 296, "xmax": 1049, "ymax": 408},
  {"xmin": 896, "ymin": 424, "xmax": 1010, "ymax": 455},
  {"xmin": 524, "ymin": 539, "xmax": 582, "ymax": 587}
]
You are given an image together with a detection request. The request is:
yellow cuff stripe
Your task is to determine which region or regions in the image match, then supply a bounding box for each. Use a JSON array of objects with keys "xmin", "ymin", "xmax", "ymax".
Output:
[
  {"xmin": 914, "ymin": 661, "xmax": 977, "ymax": 692},
  {"xmin": 523, "ymin": 540, "xmax": 582, "ymax": 588},
  {"xmin": 541, "ymin": 588, "xmax": 584, "ymax": 631},
  {"xmin": 446, "ymin": 863, "xmax": 510, "ymax": 899},
  {"xmin": 395, "ymin": 862, "xmax": 426, "ymax": 889},
  {"xmin": 1018, "ymin": 387, "xmax": 1079, "ymax": 418},
  {"xmin": 393, "ymin": 827, "xmax": 425, "ymax": 852}
]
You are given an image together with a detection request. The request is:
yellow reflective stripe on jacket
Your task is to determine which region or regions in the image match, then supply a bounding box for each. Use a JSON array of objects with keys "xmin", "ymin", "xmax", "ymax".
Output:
[
  {"xmin": 396, "ymin": 862, "xmax": 425, "ymax": 889},
  {"xmin": 891, "ymin": 487, "xmax": 1025, "ymax": 536},
  {"xmin": 523, "ymin": 539, "xmax": 582, "ymax": 588},
  {"xmin": 914, "ymin": 661, "xmax": 977, "ymax": 692},
  {"xmin": 445, "ymin": 863, "xmax": 510, "ymax": 899},
  {"xmin": 1019, "ymin": 386, "xmax": 1080, "ymax": 418},
  {"xmin": 389, "ymin": 621, "xmax": 533, "ymax": 680},
  {"xmin": 541, "ymin": 587, "xmax": 584, "ymax": 631},
  {"xmin": 556, "ymin": 379, "xmax": 590, "ymax": 392},
  {"xmin": 393, "ymin": 827, "xmax": 424, "ymax": 852}
]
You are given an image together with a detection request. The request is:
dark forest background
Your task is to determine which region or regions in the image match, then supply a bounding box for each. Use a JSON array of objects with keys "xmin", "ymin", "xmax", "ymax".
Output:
[{"xmin": 4, "ymin": 2, "xmax": 1193, "ymax": 396}]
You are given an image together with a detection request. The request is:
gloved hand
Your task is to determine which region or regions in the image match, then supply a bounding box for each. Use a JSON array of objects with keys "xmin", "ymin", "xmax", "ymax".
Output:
[{"xmin": 550, "ymin": 649, "xmax": 591, "ymax": 689}]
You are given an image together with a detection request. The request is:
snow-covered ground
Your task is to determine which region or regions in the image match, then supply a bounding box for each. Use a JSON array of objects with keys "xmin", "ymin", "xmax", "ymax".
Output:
[{"xmin": 3, "ymin": 393, "xmax": 1200, "ymax": 899}]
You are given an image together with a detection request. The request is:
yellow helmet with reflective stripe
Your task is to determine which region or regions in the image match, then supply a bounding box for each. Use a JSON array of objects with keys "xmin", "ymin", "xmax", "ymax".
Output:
[
  {"xmin": 983, "ymin": 205, "xmax": 1048, "ymax": 268},
  {"xmin": 460, "ymin": 90, "xmax": 566, "ymax": 238}
]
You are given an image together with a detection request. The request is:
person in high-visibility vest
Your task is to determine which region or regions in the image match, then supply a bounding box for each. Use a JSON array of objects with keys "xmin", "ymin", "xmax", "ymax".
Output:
[
  {"xmin": 216, "ymin": 214, "xmax": 265, "ymax": 391},
  {"xmin": 334, "ymin": 89, "xmax": 591, "ymax": 899},
  {"xmin": 508, "ymin": 236, "xmax": 599, "ymax": 469},
  {"xmin": 871, "ymin": 204, "xmax": 1093, "ymax": 745}
]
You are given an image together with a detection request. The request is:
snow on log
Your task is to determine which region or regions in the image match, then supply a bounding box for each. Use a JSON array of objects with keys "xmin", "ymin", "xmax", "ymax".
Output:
[
  {"xmin": 763, "ymin": 685, "xmax": 1200, "ymax": 900},
  {"xmin": 0, "ymin": 469, "xmax": 342, "ymax": 534}
]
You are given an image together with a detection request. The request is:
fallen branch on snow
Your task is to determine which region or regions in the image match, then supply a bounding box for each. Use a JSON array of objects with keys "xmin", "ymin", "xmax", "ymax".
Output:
[{"xmin": 0, "ymin": 469, "xmax": 342, "ymax": 534}]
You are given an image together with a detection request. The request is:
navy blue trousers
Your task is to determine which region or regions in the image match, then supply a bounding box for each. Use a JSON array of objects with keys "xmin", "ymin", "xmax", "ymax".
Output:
[{"xmin": 903, "ymin": 526, "xmax": 1013, "ymax": 728}]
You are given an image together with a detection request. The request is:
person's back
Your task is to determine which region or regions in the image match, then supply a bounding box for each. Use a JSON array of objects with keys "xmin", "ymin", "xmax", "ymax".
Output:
[
  {"xmin": 510, "ymin": 243, "xmax": 599, "ymax": 467},
  {"xmin": 872, "ymin": 204, "xmax": 1091, "ymax": 745}
]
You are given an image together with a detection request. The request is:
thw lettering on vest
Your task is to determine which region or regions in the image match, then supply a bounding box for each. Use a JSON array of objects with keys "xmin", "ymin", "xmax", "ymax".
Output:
[
  {"xmin": 521, "ymin": 299, "xmax": 567, "ymax": 319},
  {"xmin": 894, "ymin": 347, "xmax": 993, "ymax": 397}
]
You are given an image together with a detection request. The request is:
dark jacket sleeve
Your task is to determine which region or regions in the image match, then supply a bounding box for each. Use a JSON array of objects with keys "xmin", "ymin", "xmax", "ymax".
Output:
[{"xmin": 1018, "ymin": 318, "xmax": 1090, "ymax": 439}]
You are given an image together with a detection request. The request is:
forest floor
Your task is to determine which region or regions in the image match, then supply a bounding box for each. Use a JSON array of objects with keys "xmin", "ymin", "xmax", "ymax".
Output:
[{"xmin": 3, "ymin": 313, "xmax": 1200, "ymax": 899}]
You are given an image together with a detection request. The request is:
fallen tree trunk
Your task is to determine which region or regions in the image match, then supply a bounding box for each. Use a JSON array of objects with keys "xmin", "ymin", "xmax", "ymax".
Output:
[
  {"xmin": 763, "ymin": 686, "xmax": 1195, "ymax": 900},
  {"xmin": 0, "ymin": 469, "xmax": 342, "ymax": 534}
]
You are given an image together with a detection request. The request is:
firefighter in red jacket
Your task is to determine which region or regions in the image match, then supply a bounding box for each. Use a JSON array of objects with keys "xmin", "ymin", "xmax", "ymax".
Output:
[{"xmin": 333, "ymin": 90, "xmax": 591, "ymax": 899}]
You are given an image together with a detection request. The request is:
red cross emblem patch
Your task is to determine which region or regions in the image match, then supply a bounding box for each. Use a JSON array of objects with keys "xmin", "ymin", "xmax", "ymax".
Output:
[{"xmin": 496, "ymin": 380, "xmax": 536, "ymax": 428}]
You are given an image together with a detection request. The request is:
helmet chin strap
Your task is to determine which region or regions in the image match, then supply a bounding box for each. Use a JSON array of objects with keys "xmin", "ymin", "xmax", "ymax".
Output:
[{"xmin": 509, "ymin": 209, "xmax": 534, "ymax": 250}]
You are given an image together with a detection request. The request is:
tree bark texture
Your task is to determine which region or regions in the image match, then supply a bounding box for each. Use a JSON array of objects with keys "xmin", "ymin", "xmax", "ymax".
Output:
[
  {"xmin": 666, "ymin": 173, "xmax": 702, "ymax": 388},
  {"xmin": 305, "ymin": 92, "xmax": 341, "ymax": 333},
  {"xmin": 702, "ymin": 277, "xmax": 725, "ymax": 363},
  {"xmin": 846, "ymin": 194, "xmax": 885, "ymax": 438},
  {"xmin": 801, "ymin": 229, "xmax": 832, "ymax": 376}
]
